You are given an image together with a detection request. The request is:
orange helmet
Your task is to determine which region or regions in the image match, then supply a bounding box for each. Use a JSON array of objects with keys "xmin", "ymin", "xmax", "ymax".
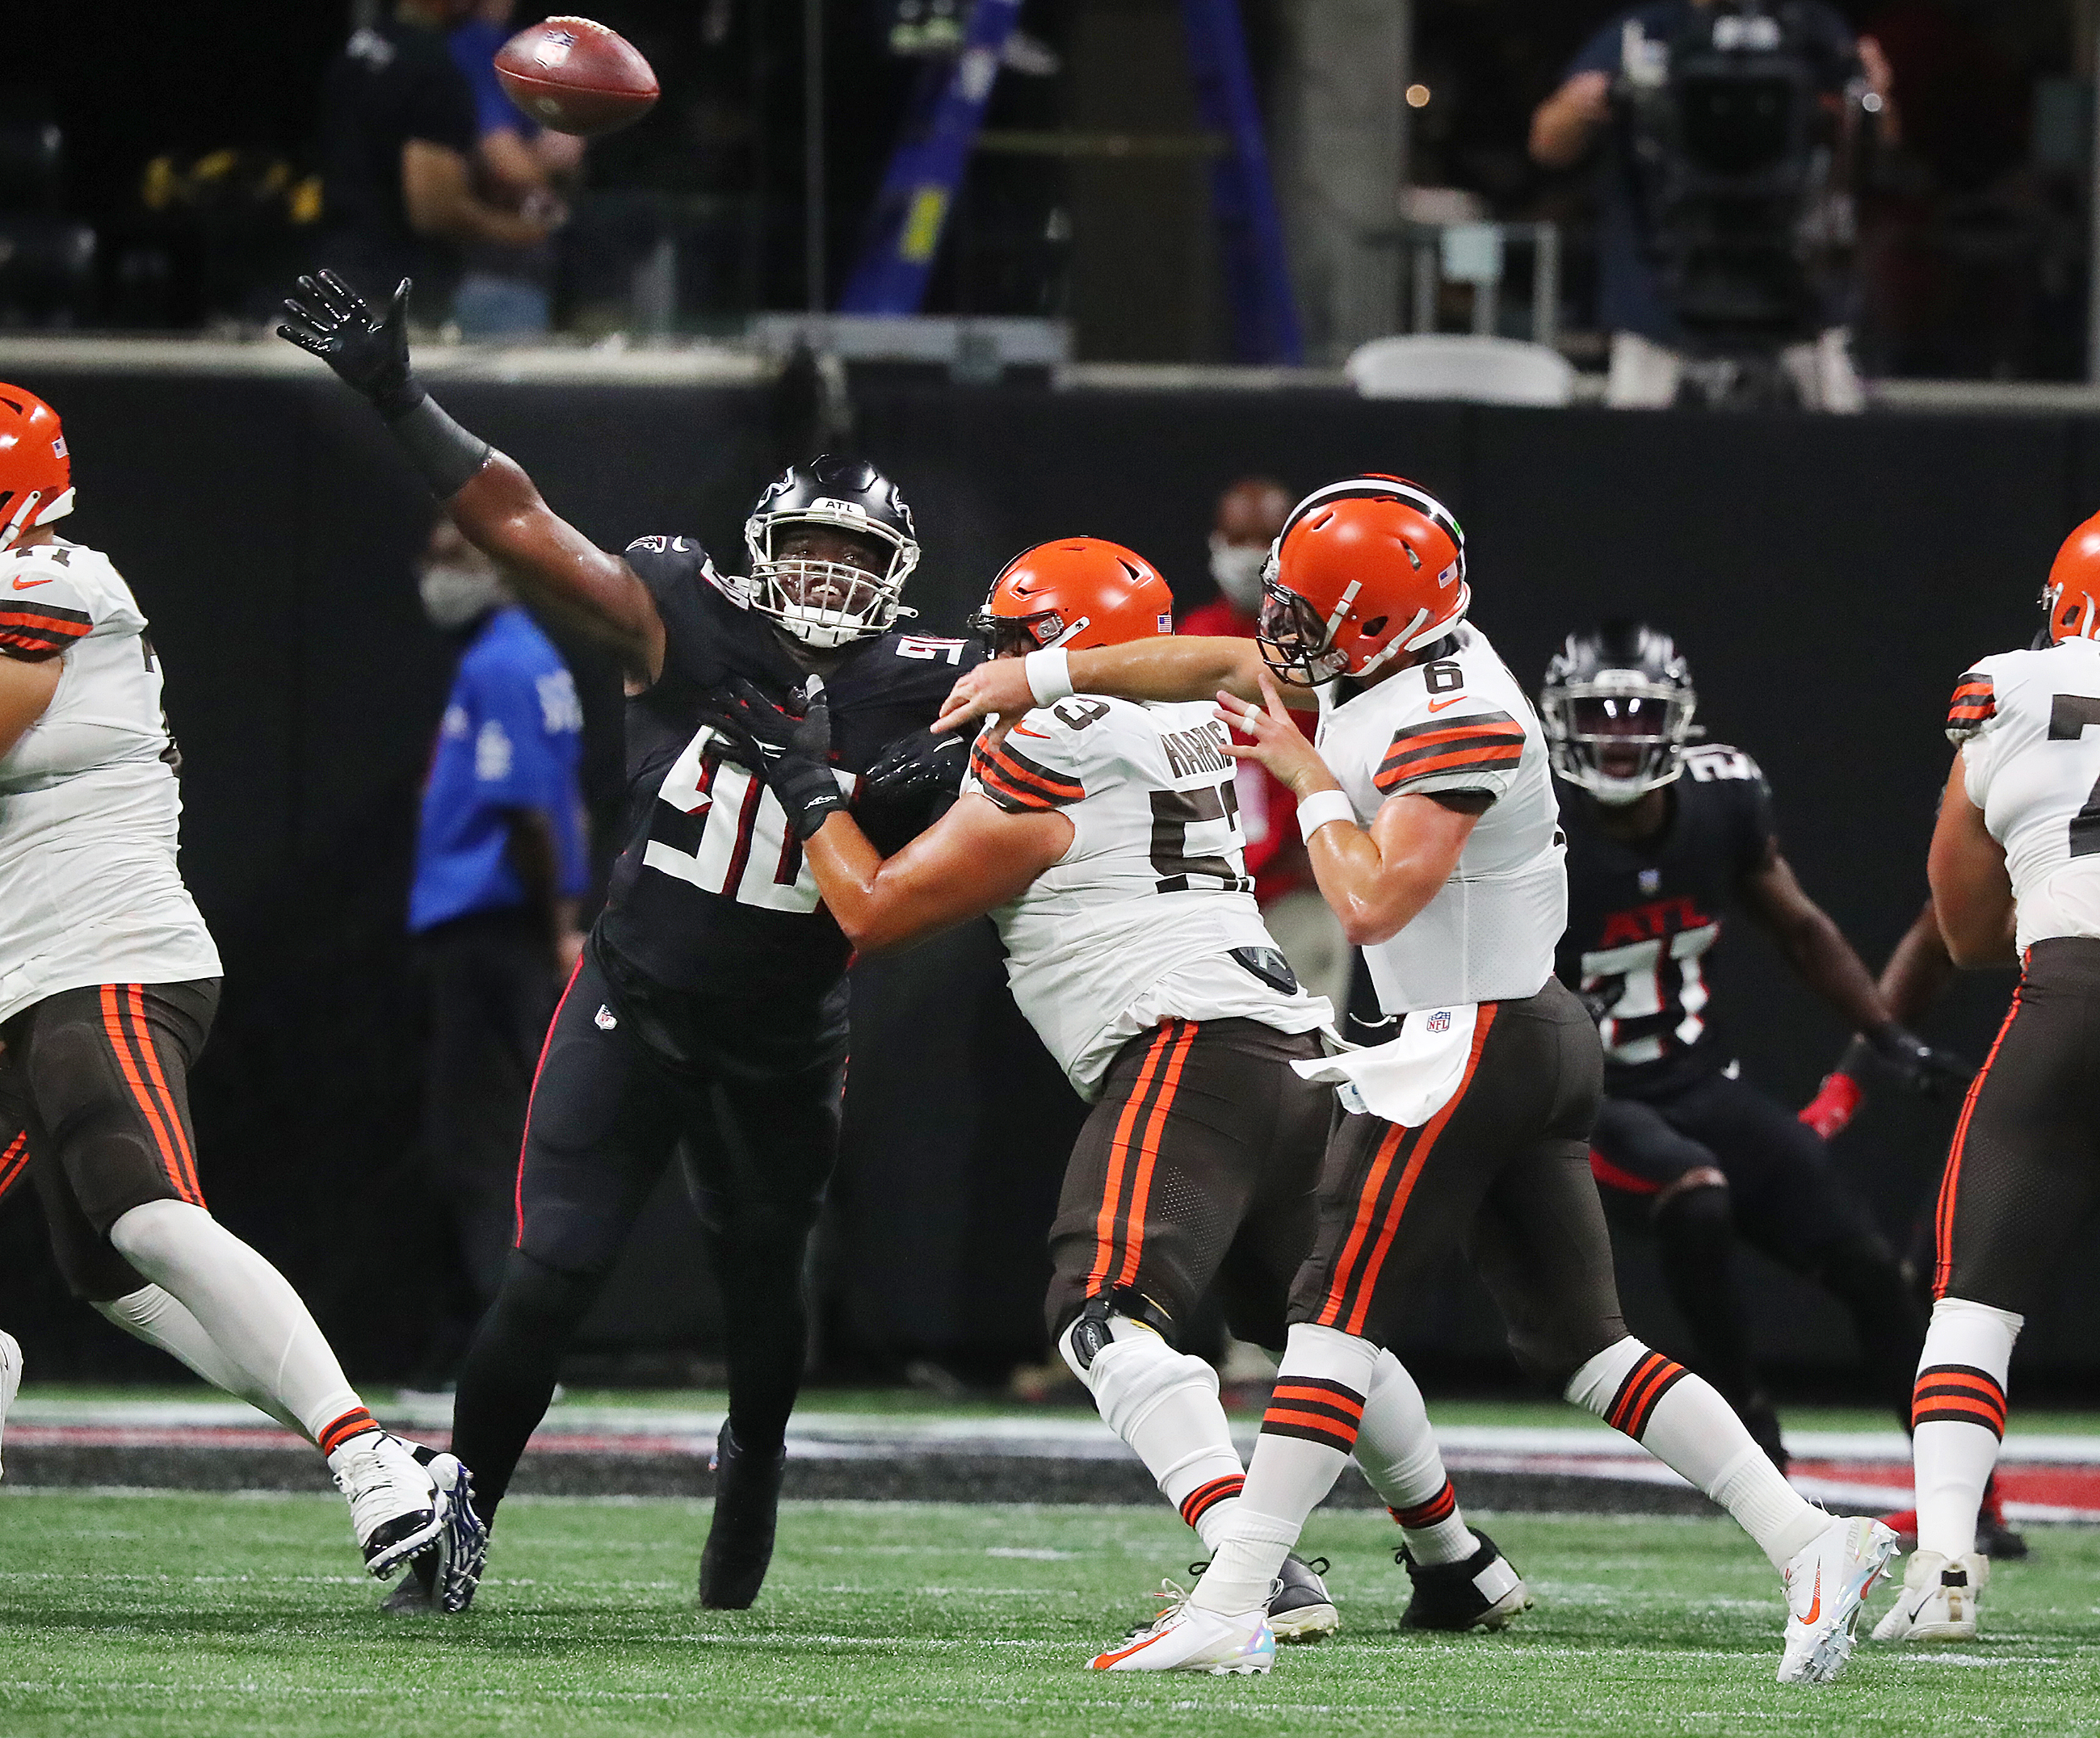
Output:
[
  {"xmin": 968, "ymin": 537, "xmax": 1174, "ymax": 657},
  {"xmin": 1259, "ymin": 476, "xmax": 1467, "ymax": 685},
  {"xmin": 0, "ymin": 384, "xmax": 72, "ymax": 553},
  {"xmin": 2044, "ymin": 510, "xmax": 2100, "ymax": 643}
]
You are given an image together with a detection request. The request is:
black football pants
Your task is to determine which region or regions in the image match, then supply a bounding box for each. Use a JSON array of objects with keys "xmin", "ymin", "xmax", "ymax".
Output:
[{"xmin": 451, "ymin": 948, "xmax": 843, "ymax": 1518}]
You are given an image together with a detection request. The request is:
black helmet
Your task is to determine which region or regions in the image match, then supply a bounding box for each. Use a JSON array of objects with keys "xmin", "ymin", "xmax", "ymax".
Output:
[
  {"xmin": 1539, "ymin": 622, "xmax": 1698, "ymax": 804},
  {"xmin": 744, "ymin": 455, "xmax": 922, "ymax": 649}
]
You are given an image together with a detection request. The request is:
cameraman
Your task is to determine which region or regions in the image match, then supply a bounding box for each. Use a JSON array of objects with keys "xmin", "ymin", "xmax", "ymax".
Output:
[{"xmin": 1530, "ymin": 2, "xmax": 1892, "ymax": 409}]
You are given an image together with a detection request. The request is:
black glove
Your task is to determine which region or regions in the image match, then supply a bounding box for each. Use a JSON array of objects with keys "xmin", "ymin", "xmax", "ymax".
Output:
[
  {"xmin": 277, "ymin": 271, "xmax": 423, "ymax": 418},
  {"xmin": 702, "ymin": 676, "xmax": 846, "ymax": 842},
  {"xmin": 1573, "ymin": 983, "xmax": 1619, "ymax": 1027},
  {"xmin": 865, "ymin": 724, "xmax": 972, "ymax": 804},
  {"xmin": 1864, "ymin": 1022, "xmax": 1973, "ymax": 1098}
]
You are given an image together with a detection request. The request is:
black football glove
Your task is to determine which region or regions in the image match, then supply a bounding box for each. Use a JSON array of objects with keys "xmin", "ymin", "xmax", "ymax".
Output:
[
  {"xmin": 1864, "ymin": 1022, "xmax": 1974, "ymax": 1098},
  {"xmin": 864, "ymin": 724, "xmax": 973, "ymax": 804},
  {"xmin": 1573, "ymin": 984, "xmax": 1619, "ymax": 1027},
  {"xmin": 277, "ymin": 271, "xmax": 423, "ymax": 418},
  {"xmin": 701, "ymin": 675, "xmax": 846, "ymax": 842}
]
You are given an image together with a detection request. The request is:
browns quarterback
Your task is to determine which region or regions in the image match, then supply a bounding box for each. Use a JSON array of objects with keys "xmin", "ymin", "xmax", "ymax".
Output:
[
  {"xmin": 279, "ymin": 271, "xmax": 979, "ymax": 1613},
  {"xmin": 710, "ymin": 535, "xmax": 1535, "ymax": 1656},
  {"xmin": 0, "ymin": 385, "xmax": 477, "ymax": 1592},
  {"xmin": 1871, "ymin": 510, "xmax": 2100, "ymax": 1643},
  {"xmin": 1541, "ymin": 623, "xmax": 1978, "ymax": 1479},
  {"xmin": 939, "ymin": 476, "xmax": 1895, "ymax": 1683}
]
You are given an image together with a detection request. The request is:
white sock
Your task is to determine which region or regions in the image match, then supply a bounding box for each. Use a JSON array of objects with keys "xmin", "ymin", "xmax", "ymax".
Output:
[
  {"xmin": 1060, "ymin": 1312, "xmax": 1246, "ymax": 1550},
  {"xmin": 94, "ymin": 1285, "xmax": 306, "ymax": 1438},
  {"xmin": 1567, "ymin": 1336, "xmax": 1823, "ymax": 1571},
  {"xmin": 1913, "ymin": 1296, "xmax": 2021, "ymax": 1560},
  {"xmin": 1191, "ymin": 1323, "xmax": 1378, "ymax": 1615},
  {"xmin": 1354, "ymin": 1349, "xmax": 1472, "ymax": 1566},
  {"xmin": 108, "ymin": 1200, "xmax": 372, "ymax": 1455}
]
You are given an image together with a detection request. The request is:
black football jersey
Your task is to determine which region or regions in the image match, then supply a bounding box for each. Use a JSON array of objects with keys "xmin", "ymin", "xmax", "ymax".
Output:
[
  {"xmin": 594, "ymin": 534, "xmax": 983, "ymax": 1018},
  {"xmin": 1554, "ymin": 744, "xmax": 1777, "ymax": 1098}
]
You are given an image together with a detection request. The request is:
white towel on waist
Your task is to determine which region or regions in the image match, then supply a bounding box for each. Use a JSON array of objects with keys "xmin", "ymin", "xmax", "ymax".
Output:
[{"xmin": 1292, "ymin": 1004, "xmax": 1479, "ymax": 1128}]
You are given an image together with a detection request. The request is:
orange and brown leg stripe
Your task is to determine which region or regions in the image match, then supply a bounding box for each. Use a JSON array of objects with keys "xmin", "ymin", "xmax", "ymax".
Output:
[
  {"xmin": 1179, "ymin": 1474, "xmax": 1245, "ymax": 1530},
  {"xmin": 317, "ymin": 1407, "xmax": 380, "ymax": 1458},
  {"xmin": 0, "ymin": 1129, "xmax": 30, "ymax": 1205},
  {"xmin": 1933, "ymin": 985, "xmax": 2022, "ymax": 1299},
  {"xmin": 100, "ymin": 984, "xmax": 204, "ymax": 1207},
  {"xmin": 1261, "ymin": 1376, "xmax": 1366, "ymax": 1455},
  {"xmin": 1913, "ymin": 1365, "xmax": 2008, "ymax": 1439},
  {"xmin": 1604, "ymin": 1350, "xmax": 1690, "ymax": 1440},
  {"xmin": 1086, "ymin": 1019, "xmax": 1199, "ymax": 1298},
  {"xmin": 1389, "ymin": 1479, "xmax": 1458, "ymax": 1530}
]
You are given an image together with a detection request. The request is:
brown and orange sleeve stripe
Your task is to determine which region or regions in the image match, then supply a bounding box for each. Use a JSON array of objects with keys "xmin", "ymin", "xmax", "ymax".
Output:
[
  {"xmin": 1945, "ymin": 671, "xmax": 1995, "ymax": 740},
  {"xmin": 0, "ymin": 1129, "xmax": 30, "ymax": 1205},
  {"xmin": 970, "ymin": 736, "xmax": 1086, "ymax": 813},
  {"xmin": 1374, "ymin": 712, "xmax": 1525, "ymax": 794},
  {"xmin": 0, "ymin": 600, "xmax": 91, "ymax": 661},
  {"xmin": 1603, "ymin": 1348, "xmax": 1690, "ymax": 1441},
  {"xmin": 1912, "ymin": 1364, "xmax": 2007, "ymax": 1438},
  {"xmin": 1260, "ymin": 1376, "xmax": 1366, "ymax": 1455}
]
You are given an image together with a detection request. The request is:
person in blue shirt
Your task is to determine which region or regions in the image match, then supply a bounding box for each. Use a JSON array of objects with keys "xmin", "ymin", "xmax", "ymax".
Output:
[
  {"xmin": 408, "ymin": 516, "xmax": 587, "ymax": 1385},
  {"xmin": 447, "ymin": 0, "xmax": 582, "ymax": 337},
  {"xmin": 1529, "ymin": 1, "xmax": 1892, "ymax": 409}
]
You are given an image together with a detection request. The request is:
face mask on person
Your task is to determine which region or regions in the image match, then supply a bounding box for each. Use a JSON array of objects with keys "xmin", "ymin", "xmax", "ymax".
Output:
[
  {"xmin": 1208, "ymin": 535, "xmax": 1268, "ymax": 613},
  {"xmin": 418, "ymin": 560, "xmax": 510, "ymax": 631}
]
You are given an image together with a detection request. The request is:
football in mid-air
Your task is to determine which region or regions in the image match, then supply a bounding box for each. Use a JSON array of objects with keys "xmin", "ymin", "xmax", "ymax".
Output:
[{"xmin": 494, "ymin": 16, "xmax": 659, "ymax": 137}]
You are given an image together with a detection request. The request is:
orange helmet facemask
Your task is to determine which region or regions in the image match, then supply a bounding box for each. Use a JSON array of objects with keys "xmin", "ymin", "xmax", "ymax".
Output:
[
  {"xmin": 1258, "ymin": 476, "xmax": 1468, "ymax": 686},
  {"xmin": 2043, "ymin": 509, "xmax": 2100, "ymax": 644},
  {"xmin": 0, "ymin": 384, "xmax": 74, "ymax": 554},
  {"xmin": 969, "ymin": 537, "xmax": 1174, "ymax": 657}
]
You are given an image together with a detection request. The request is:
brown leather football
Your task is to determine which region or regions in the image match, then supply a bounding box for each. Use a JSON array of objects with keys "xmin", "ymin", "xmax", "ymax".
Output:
[{"xmin": 494, "ymin": 17, "xmax": 659, "ymax": 138}]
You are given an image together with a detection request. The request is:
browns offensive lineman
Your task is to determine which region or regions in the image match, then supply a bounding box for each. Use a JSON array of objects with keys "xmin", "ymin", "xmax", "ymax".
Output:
[
  {"xmin": 0, "ymin": 385, "xmax": 471, "ymax": 1589},
  {"xmin": 1871, "ymin": 510, "xmax": 2100, "ymax": 1642},
  {"xmin": 279, "ymin": 271, "xmax": 977, "ymax": 1612},
  {"xmin": 711, "ymin": 535, "xmax": 1535, "ymax": 1658},
  {"xmin": 939, "ymin": 476, "xmax": 1895, "ymax": 1682},
  {"xmin": 1542, "ymin": 623, "xmax": 1965, "ymax": 1467}
]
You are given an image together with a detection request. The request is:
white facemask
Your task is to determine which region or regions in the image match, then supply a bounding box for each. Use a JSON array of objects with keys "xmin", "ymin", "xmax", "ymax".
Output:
[{"xmin": 1209, "ymin": 535, "xmax": 1268, "ymax": 613}]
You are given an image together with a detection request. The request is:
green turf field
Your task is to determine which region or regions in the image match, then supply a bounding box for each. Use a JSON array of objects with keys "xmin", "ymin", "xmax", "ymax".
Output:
[{"xmin": 2, "ymin": 1492, "xmax": 2094, "ymax": 1737}]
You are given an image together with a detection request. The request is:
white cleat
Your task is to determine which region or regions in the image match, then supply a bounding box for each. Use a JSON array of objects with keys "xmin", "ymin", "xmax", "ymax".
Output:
[
  {"xmin": 1871, "ymin": 1549, "xmax": 1986, "ymax": 1644},
  {"xmin": 1778, "ymin": 1515, "xmax": 1899, "ymax": 1685},
  {"xmin": 1090, "ymin": 1585, "xmax": 1276, "ymax": 1674},
  {"xmin": 329, "ymin": 1429, "xmax": 443, "ymax": 1580},
  {"xmin": 0, "ymin": 1330, "xmax": 20, "ymax": 1481}
]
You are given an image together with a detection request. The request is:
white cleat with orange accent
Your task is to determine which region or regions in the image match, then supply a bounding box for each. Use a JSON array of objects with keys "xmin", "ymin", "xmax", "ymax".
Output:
[
  {"xmin": 1090, "ymin": 1586, "xmax": 1275, "ymax": 1675},
  {"xmin": 1778, "ymin": 1515, "xmax": 1899, "ymax": 1685}
]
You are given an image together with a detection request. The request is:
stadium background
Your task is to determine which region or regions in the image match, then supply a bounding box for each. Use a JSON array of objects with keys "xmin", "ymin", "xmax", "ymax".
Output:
[{"xmin": 1, "ymin": 361, "xmax": 2093, "ymax": 1392}]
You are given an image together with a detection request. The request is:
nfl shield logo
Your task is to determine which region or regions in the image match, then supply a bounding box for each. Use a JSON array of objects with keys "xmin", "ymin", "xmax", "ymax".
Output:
[
  {"xmin": 1426, "ymin": 1010, "xmax": 1451, "ymax": 1033},
  {"xmin": 1639, "ymin": 867, "xmax": 1661, "ymax": 895}
]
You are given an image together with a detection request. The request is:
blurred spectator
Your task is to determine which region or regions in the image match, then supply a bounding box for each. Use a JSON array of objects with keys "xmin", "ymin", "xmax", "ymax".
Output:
[
  {"xmin": 1528, "ymin": 1, "xmax": 1891, "ymax": 409},
  {"xmin": 447, "ymin": 0, "xmax": 582, "ymax": 338},
  {"xmin": 1180, "ymin": 477, "xmax": 1352, "ymax": 1017},
  {"xmin": 407, "ymin": 519, "xmax": 587, "ymax": 1386},
  {"xmin": 318, "ymin": 0, "xmax": 551, "ymax": 325}
]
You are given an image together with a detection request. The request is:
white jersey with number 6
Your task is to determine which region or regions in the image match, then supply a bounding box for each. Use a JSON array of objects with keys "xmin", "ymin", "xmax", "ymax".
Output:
[
  {"xmin": 0, "ymin": 539, "xmax": 220, "ymax": 1024},
  {"xmin": 962, "ymin": 695, "xmax": 1330, "ymax": 1098},
  {"xmin": 1949, "ymin": 638, "xmax": 2100, "ymax": 952}
]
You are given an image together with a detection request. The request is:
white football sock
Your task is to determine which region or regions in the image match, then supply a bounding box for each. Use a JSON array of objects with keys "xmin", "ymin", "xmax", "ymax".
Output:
[
  {"xmin": 94, "ymin": 1284, "xmax": 306, "ymax": 1438},
  {"xmin": 109, "ymin": 1200, "xmax": 368, "ymax": 1451},
  {"xmin": 1913, "ymin": 1296, "xmax": 2021, "ymax": 1560},
  {"xmin": 1355, "ymin": 1349, "xmax": 1472, "ymax": 1566},
  {"xmin": 1567, "ymin": 1336, "xmax": 1823, "ymax": 1571},
  {"xmin": 1191, "ymin": 1323, "xmax": 1378, "ymax": 1615},
  {"xmin": 1060, "ymin": 1312, "xmax": 1247, "ymax": 1550}
]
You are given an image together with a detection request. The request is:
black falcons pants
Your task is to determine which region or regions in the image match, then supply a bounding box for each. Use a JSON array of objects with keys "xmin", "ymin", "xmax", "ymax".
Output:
[{"xmin": 451, "ymin": 946, "xmax": 845, "ymax": 1517}]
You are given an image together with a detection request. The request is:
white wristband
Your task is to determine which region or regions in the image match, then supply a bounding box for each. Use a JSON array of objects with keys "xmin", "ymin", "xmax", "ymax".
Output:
[
  {"xmin": 1024, "ymin": 648, "xmax": 1074, "ymax": 707},
  {"xmin": 1296, "ymin": 789, "xmax": 1355, "ymax": 843}
]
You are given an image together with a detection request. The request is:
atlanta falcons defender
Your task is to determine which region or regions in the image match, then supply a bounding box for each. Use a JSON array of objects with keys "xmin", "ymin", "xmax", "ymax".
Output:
[
  {"xmin": 279, "ymin": 271, "xmax": 978, "ymax": 1614},
  {"xmin": 939, "ymin": 476, "xmax": 1895, "ymax": 1683},
  {"xmin": 0, "ymin": 385, "xmax": 473, "ymax": 1589},
  {"xmin": 710, "ymin": 536, "xmax": 1532, "ymax": 1655},
  {"xmin": 1542, "ymin": 623, "xmax": 1966, "ymax": 1468},
  {"xmin": 1873, "ymin": 509, "xmax": 2100, "ymax": 1643}
]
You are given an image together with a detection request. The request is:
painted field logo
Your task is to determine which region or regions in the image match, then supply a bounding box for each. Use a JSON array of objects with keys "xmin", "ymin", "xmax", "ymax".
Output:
[{"xmin": 1426, "ymin": 1010, "xmax": 1451, "ymax": 1033}]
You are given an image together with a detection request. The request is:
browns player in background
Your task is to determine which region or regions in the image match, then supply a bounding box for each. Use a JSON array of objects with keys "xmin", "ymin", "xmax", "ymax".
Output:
[{"xmin": 280, "ymin": 271, "xmax": 980, "ymax": 1614}]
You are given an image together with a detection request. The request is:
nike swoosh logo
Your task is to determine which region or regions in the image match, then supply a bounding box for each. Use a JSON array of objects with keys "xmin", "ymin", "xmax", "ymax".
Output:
[
  {"xmin": 11, "ymin": 576, "xmax": 51, "ymax": 590},
  {"xmin": 1426, "ymin": 695, "xmax": 1466, "ymax": 713},
  {"xmin": 1803, "ymin": 1565, "xmax": 1822, "ymax": 1625},
  {"xmin": 1012, "ymin": 725, "xmax": 1049, "ymax": 739}
]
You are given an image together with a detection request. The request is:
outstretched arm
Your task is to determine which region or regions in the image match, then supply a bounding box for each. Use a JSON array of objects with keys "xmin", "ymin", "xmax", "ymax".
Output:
[
  {"xmin": 1928, "ymin": 750, "xmax": 2018, "ymax": 968},
  {"xmin": 279, "ymin": 272, "xmax": 664, "ymax": 680},
  {"xmin": 802, "ymin": 796, "xmax": 1071, "ymax": 954},
  {"xmin": 935, "ymin": 635, "xmax": 1308, "ymax": 737}
]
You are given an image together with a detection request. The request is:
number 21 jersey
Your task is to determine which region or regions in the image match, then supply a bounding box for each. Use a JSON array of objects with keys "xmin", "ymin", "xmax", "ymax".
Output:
[
  {"xmin": 962, "ymin": 696, "xmax": 1330, "ymax": 1099},
  {"xmin": 1948, "ymin": 637, "xmax": 2100, "ymax": 952}
]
